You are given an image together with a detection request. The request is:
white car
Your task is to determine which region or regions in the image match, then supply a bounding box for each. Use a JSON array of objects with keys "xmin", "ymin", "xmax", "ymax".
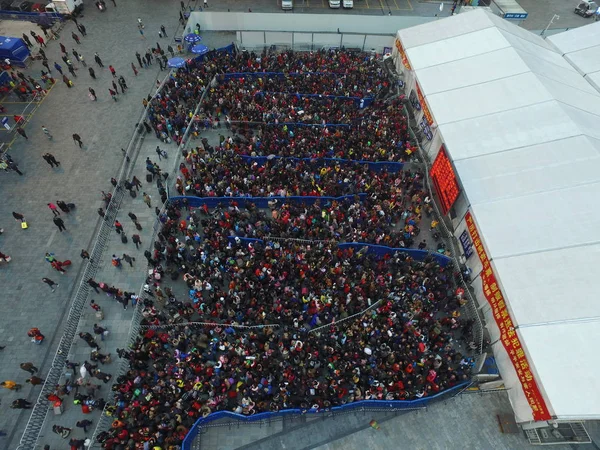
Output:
[
  {"xmin": 282, "ymin": 0, "xmax": 293, "ymax": 10},
  {"xmin": 343, "ymin": 0, "xmax": 354, "ymax": 7},
  {"xmin": 329, "ymin": 0, "xmax": 341, "ymax": 8}
]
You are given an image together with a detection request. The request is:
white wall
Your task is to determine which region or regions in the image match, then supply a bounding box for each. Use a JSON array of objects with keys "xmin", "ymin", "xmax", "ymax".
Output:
[{"xmin": 189, "ymin": 12, "xmax": 434, "ymax": 34}]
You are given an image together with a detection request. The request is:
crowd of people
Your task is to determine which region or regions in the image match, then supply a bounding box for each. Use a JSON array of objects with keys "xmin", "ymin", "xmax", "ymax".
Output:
[{"xmin": 93, "ymin": 49, "xmax": 474, "ymax": 449}]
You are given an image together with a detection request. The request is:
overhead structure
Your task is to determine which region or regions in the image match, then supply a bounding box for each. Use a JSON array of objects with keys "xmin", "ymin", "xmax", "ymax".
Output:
[
  {"xmin": 392, "ymin": 9, "xmax": 600, "ymax": 424},
  {"xmin": 547, "ymin": 21, "xmax": 600, "ymax": 93}
]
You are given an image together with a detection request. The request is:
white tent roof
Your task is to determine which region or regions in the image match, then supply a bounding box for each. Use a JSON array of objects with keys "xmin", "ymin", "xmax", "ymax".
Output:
[
  {"xmin": 398, "ymin": 9, "xmax": 600, "ymax": 421},
  {"xmin": 547, "ymin": 21, "xmax": 600, "ymax": 92}
]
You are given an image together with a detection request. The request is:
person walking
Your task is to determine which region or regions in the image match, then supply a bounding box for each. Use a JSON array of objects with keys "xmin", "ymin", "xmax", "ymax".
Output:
[
  {"xmin": 1, "ymin": 380, "xmax": 21, "ymax": 391},
  {"xmin": 76, "ymin": 419, "xmax": 93, "ymax": 433},
  {"xmin": 53, "ymin": 216, "xmax": 66, "ymax": 232},
  {"xmin": 72, "ymin": 32, "xmax": 81, "ymax": 44},
  {"xmin": 78, "ymin": 54, "xmax": 86, "ymax": 67},
  {"xmin": 88, "ymin": 66, "xmax": 96, "ymax": 79},
  {"xmin": 54, "ymin": 62, "xmax": 63, "ymax": 74},
  {"xmin": 16, "ymin": 127, "xmax": 28, "ymax": 140},
  {"xmin": 77, "ymin": 23, "xmax": 87, "ymax": 36},
  {"xmin": 131, "ymin": 62, "xmax": 138, "ymax": 76},
  {"xmin": 90, "ymin": 299, "xmax": 101, "ymax": 313},
  {"xmin": 41, "ymin": 125, "xmax": 53, "ymax": 139},
  {"xmin": 127, "ymin": 212, "xmax": 137, "ymax": 223},
  {"xmin": 132, "ymin": 175, "xmax": 142, "ymax": 190},
  {"xmin": 204, "ymin": 0, "xmax": 208, "ymax": 7},
  {"xmin": 42, "ymin": 277, "xmax": 59, "ymax": 291},
  {"xmin": 160, "ymin": 25, "xmax": 167, "ymax": 37},
  {"xmin": 19, "ymin": 362, "xmax": 38, "ymax": 374},
  {"xmin": 109, "ymin": 65, "xmax": 116, "ymax": 77},
  {"xmin": 143, "ymin": 192, "xmax": 151, "ymax": 208},
  {"xmin": 22, "ymin": 33, "xmax": 32, "ymax": 47},
  {"xmin": 56, "ymin": 200, "xmax": 70, "ymax": 213},
  {"xmin": 26, "ymin": 376, "xmax": 45, "ymax": 386},
  {"xmin": 132, "ymin": 233, "xmax": 142, "ymax": 249},
  {"xmin": 109, "ymin": 88, "xmax": 117, "ymax": 102},
  {"xmin": 68, "ymin": 64, "xmax": 77, "ymax": 78},
  {"xmin": 122, "ymin": 253, "xmax": 134, "ymax": 267},
  {"xmin": 135, "ymin": 51, "xmax": 143, "ymax": 68},
  {"xmin": 48, "ymin": 202, "xmax": 60, "ymax": 216},
  {"xmin": 79, "ymin": 332, "xmax": 99, "ymax": 349},
  {"xmin": 12, "ymin": 211, "xmax": 25, "ymax": 222},
  {"xmin": 97, "ymin": 207, "xmax": 105, "ymax": 219},
  {"xmin": 11, "ymin": 399, "xmax": 32, "ymax": 409},
  {"xmin": 118, "ymin": 75, "xmax": 127, "ymax": 93},
  {"xmin": 59, "ymin": 42, "xmax": 66, "ymax": 53},
  {"xmin": 88, "ymin": 87, "xmax": 97, "ymax": 101},
  {"xmin": 65, "ymin": 360, "xmax": 79, "ymax": 377},
  {"xmin": 72, "ymin": 133, "xmax": 83, "ymax": 147},
  {"xmin": 36, "ymin": 34, "xmax": 46, "ymax": 48},
  {"xmin": 114, "ymin": 220, "xmax": 123, "ymax": 234},
  {"xmin": 87, "ymin": 278, "xmax": 100, "ymax": 293},
  {"xmin": 80, "ymin": 249, "xmax": 90, "ymax": 260},
  {"xmin": 62, "ymin": 74, "xmax": 73, "ymax": 88},
  {"xmin": 42, "ymin": 59, "xmax": 51, "ymax": 72},
  {"xmin": 94, "ymin": 52, "xmax": 104, "ymax": 67},
  {"xmin": 111, "ymin": 254, "xmax": 122, "ymax": 268},
  {"xmin": 7, "ymin": 159, "xmax": 23, "ymax": 175}
]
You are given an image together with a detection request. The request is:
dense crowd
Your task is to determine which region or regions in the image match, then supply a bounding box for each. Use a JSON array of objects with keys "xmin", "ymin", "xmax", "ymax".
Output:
[
  {"xmin": 173, "ymin": 153, "xmax": 405, "ymax": 198},
  {"xmin": 96, "ymin": 49, "xmax": 472, "ymax": 449}
]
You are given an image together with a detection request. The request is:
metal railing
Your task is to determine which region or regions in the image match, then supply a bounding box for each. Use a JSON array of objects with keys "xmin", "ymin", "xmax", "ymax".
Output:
[{"xmin": 183, "ymin": 381, "xmax": 472, "ymax": 449}]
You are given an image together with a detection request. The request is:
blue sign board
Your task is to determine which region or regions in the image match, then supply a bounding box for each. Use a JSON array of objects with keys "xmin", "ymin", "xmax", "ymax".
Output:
[
  {"xmin": 504, "ymin": 12, "xmax": 528, "ymax": 19},
  {"xmin": 459, "ymin": 230, "xmax": 474, "ymax": 259}
]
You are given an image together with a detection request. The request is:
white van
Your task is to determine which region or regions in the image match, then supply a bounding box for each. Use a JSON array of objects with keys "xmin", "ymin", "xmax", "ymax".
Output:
[
  {"xmin": 282, "ymin": 0, "xmax": 293, "ymax": 10},
  {"xmin": 329, "ymin": 0, "xmax": 341, "ymax": 8},
  {"xmin": 343, "ymin": 0, "xmax": 353, "ymax": 7}
]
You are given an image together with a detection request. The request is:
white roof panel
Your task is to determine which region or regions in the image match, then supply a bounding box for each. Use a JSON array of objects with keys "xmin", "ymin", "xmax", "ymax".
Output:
[
  {"xmin": 438, "ymin": 102, "xmax": 580, "ymax": 161},
  {"xmin": 397, "ymin": 9, "xmax": 494, "ymax": 50},
  {"xmin": 454, "ymin": 136, "xmax": 600, "ymax": 204},
  {"xmin": 564, "ymin": 46, "xmax": 600, "ymax": 76},
  {"xmin": 518, "ymin": 321, "xmax": 600, "ymax": 419},
  {"xmin": 405, "ymin": 27, "xmax": 509, "ymax": 70},
  {"xmin": 427, "ymin": 72, "xmax": 552, "ymax": 125},
  {"xmin": 494, "ymin": 245, "xmax": 600, "ymax": 326},
  {"xmin": 416, "ymin": 47, "xmax": 528, "ymax": 96},
  {"xmin": 472, "ymin": 182, "xmax": 600, "ymax": 259},
  {"xmin": 547, "ymin": 20, "xmax": 600, "ymax": 54}
]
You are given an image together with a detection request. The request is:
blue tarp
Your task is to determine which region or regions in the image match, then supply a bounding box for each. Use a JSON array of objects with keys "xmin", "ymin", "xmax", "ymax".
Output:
[
  {"xmin": 0, "ymin": 36, "xmax": 29, "ymax": 64},
  {"xmin": 238, "ymin": 155, "xmax": 404, "ymax": 173},
  {"xmin": 181, "ymin": 381, "xmax": 469, "ymax": 449}
]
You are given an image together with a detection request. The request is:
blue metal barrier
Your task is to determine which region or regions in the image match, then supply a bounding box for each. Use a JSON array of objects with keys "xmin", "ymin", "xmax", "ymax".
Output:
[
  {"xmin": 237, "ymin": 155, "xmax": 404, "ymax": 173},
  {"xmin": 169, "ymin": 193, "xmax": 367, "ymax": 209},
  {"xmin": 182, "ymin": 381, "xmax": 470, "ymax": 449}
]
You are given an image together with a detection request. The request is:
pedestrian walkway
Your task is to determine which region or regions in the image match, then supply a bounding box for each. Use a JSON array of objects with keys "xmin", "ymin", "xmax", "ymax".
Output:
[{"xmin": 0, "ymin": 1, "xmax": 225, "ymax": 448}]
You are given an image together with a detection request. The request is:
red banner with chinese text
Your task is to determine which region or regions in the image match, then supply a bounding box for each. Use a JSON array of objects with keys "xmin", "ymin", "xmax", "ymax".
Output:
[
  {"xmin": 416, "ymin": 83, "xmax": 433, "ymax": 126},
  {"xmin": 465, "ymin": 211, "xmax": 551, "ymax": 421},
  {"xmin": 394, "ymin": 38, "xmax": 412, "ymax": 71}
]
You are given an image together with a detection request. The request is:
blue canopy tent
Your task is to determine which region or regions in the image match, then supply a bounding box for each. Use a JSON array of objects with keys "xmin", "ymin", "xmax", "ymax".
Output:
[
  {"xmin": 167, "ymin": 57, "xmax": 187, "ymax": 68},
  {"xmin": 184, "ymin": 33, "xmax": 202, "ymax": 44},
  {"xmin": 0, "ymin": 36, "xmax": 30, "ymax": 67},
  {"xmin": 190, "ymin": 44, "xmax": 209, "ymax": 55}
]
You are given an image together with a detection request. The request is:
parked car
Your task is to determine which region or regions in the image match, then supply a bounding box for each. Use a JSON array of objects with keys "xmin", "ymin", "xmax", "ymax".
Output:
[
  {"xmin": 329, "ymin": 0, "xmax": 341, "ymax": 7},
  {"xmin": 343, "ymin": 0, "xmax": 354, "ymax": 7},
  {"xmin": 282, "ymin": 0, "xmax": 293, "ymax": 9},
  {"xmin": 10, "ymin": 0, "xmax": 34, "ymax": 11}
]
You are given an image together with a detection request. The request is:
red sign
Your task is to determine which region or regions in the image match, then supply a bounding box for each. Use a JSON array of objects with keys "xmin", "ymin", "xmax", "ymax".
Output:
[
  {"xmin": 416, "ymin": 82, "xmax": 433, "ymax": 125},
  {"xmin": 430, "ymin": 146, "xmax": 460, "ymax": 214},
  {"xmin": 465, "ymin": 212, "xmax": 551, "ymax": 421},
  {"xmin": 394, "ymin": 38, "xmax": 412, "ymax": 71}
]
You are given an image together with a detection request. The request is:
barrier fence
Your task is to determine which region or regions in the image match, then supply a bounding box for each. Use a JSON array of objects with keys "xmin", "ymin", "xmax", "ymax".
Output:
[
  {"xmin": 182, "ymin": 381, "xmax": 471, "ymax": 450},
  {"xmin": 237, "ymin": 155, "xmax": 404, "ymax": 173},
  {"xmin": 169, "ymin": 193, "xmax": 367, "ymax": 209}
]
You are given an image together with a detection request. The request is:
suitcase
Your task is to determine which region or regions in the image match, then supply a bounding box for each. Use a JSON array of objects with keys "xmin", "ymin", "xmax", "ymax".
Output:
[
  {"xmin": 62, "ymin": 259, "xmax": 72, "ymax": 266},
  {"xmin": 135, "ymin": 222, "xmax": 142, "ymax": 231},
  {"xmin": 146, "ymin": 173, "xmax": 153, "ymax": 183},
  {"xmin": 95, "ymin": 310, "xmax": 104, "ymax": 320},
  {"xmin": 121, "ymin": 234, "xmax": 128, "ymax": 244},
  {"xmin": 21, "ymin": 221, "xmax": 28, "ymax": 229},
  {"xmin": 67, "ymin": 203, "xmax": 76, "ymax": 209},
  {"xmin": 130, "ymin": 189, "xmax": 137, "ymax": 198}
]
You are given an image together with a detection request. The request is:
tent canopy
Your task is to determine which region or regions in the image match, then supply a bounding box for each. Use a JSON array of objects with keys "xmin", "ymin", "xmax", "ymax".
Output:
[{"xmin": 398, "ymin": 9, "xmax": 600, "ymax": 421}]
